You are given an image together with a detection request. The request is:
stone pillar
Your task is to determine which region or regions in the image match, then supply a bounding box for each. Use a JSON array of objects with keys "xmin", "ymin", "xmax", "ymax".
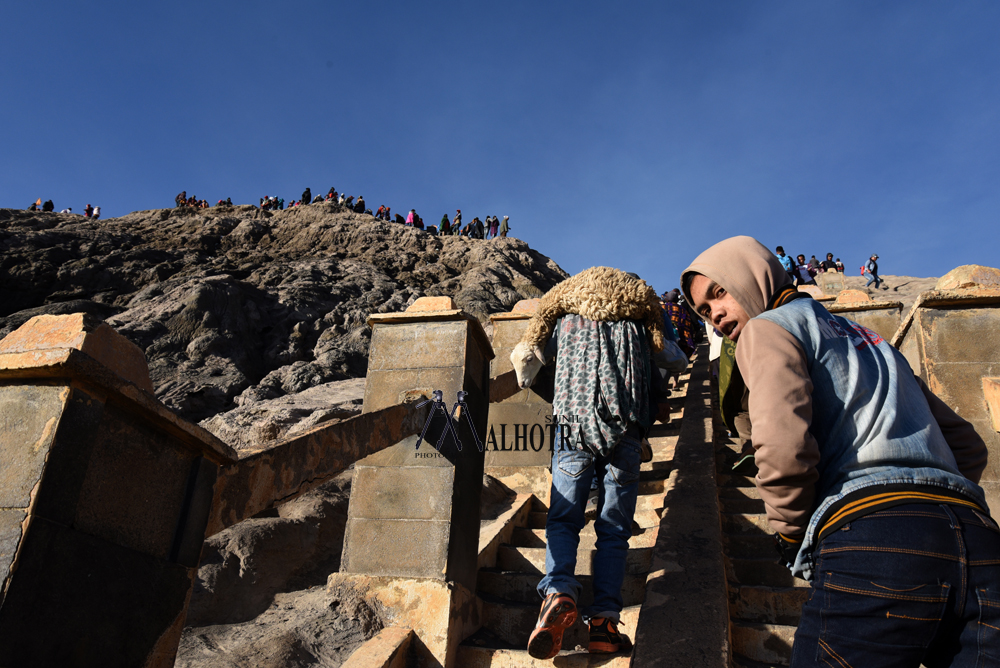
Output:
[
  {"xmin": 827, "ymin": 290, "xmax": 903, "ymax": 341},
  {"xmin": 891, "ymin": 266, "xmax": 1000, "ymax": 514},
  {"xmin": 0, "ymin": 314, "xmax": 236, "ymax": 668},
  {"xmin": 335, "ymin": 297, "xmax": 493, "ymax": 667},
  {"xmin": 483, "ymin": 298, "xmax": 555, "ymax": 501},
  {"xmin": 815, "ymin": 271, "xmax": 846, "ymax": 295}
]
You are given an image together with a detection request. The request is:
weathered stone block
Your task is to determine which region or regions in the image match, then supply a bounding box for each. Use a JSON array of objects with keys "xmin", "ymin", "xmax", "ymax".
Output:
[
  {"xmin": 893, "ymin": 283, "xmax": 1000, "ymax": 514},
  {"xmin": 345, "ymin": 309, "xmax": 492, "ymax": 593},
  {"xmin": 342, "ymin": 517, "xmax": 451, "ymax": 579},
  {"xmin": 364, "ymin": 368, "xmax": 465, "ymax": 412},
  {"xmin": 350, "ymin": 466, "xmax": 456, "ymax": 520},
  {"xmin": 485, "ymin": 309, "xmax": 554, "ymax": 475},
  {"xmin": 368, "ymin": 321, "xmax": 469, "ymax": 371},
  {"xmin": 0, "ymin": 384, "xmax": 67, "ymax": 508},
  {"xmin": 919, "ymin": 308, "xmax": 1000, "ymax": 366},
  {"xmin": 0, "ymin": 515, "xmax": 193, "ymax": 668},
  {"xmin": 827, "ymin": 302, "xmax": 902, "ymax": 342},
  {"xmin": 73, "ymin": 402, "xmax": 194, "ymax": 561},
  {"xmin": 0, "ymin": 314, "xmax": 234, "ymax": 667},
  {"xmin": 834, "ymin": 289, "xmax": 871, "ymax": 304},
  {"xmin": 0, "ymin": 509, "xmax": 26, "ymax": 584},
  {"xmin": 0, "ymin": 313, "xmax": 153, "ymax": 393},
  {"xmin": 406, "ymin": 296, "xmax": 457, "ymax": 312},
  {"xmin": 983, "ymin": 378, "xmax": 1000, "ymax": 434}
]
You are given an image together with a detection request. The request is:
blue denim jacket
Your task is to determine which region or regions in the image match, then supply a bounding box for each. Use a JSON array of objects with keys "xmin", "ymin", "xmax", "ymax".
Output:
[{"xmin": 756, "ymin": 299, "xmax": 986, "ymax": 580}]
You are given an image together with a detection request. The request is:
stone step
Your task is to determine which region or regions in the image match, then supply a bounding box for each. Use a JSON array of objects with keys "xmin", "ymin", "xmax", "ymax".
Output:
[
  {"xmin": 637, "ymin": 478, "xmax": 668, "ymax": 494},
  {"xmin": 730, "ymin": 622, "xmax": 796, "ymax": 666},
  {"xmin": 721, "ymin": 513, "xmax": 771, "ymax": 535},
  {"xmin": 456, "ymin": 644, "xmax": 631, "ymax": 667},
  {"xmin": 479, "ymin": 598, "xmax": 641, "ymax": 650},
  {"xmin": 476, "ymin": 570, "xmax": 647, "ymax": 607},
  {"xmin": 733, "ymin": 657, "xmax": 785, "ymax": 668},
  {"xmin": 717, "ymin": 473, "xmax": 756, "ymax": 488},
  {"xmin": 640, "ymin": 458, "xmax": 676, "ymax": 475},
  {"xmin": 727, "ymin": 558, "xmax": 809, "ymax": 588},
  {"xmin": 527, "ymin": 507, "xmax": 661, "ymax": 531},
  {"xmin": 723, "ymin": 533, "xmax": 777, "ymax": 560},
  {"xmin": 719, "ymin": 495, "xmax": 765, "ymax": 514},
  {"xmin": 496, "ymin": 545, "xmax": 653, "ymax": 576},
  {"xmin": 728, "ymin": 585, "xmax": 811, "ymax": 625},
  {"xmin": 718, "ymin": 486, "xmax": 762, "ymax": 500},
  {"xmin": 509, "ymin": 527, "xmax": 658, "ymax": 550}
]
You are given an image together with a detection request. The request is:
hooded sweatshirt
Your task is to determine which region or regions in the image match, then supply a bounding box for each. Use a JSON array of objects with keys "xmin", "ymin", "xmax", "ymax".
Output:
[{"xmin": 682, "ymin": 236, "xmax": 987, "ymax": 579}]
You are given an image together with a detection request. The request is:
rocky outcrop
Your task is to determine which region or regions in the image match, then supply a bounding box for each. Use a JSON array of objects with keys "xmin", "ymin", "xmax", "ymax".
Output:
[
  {"xmin": 0, "ymin": 204, "xmax": 567, "ymax": 422},
  {"xmin": 179, "ymin": 470, "xmax": 514, "ymax": 667}
]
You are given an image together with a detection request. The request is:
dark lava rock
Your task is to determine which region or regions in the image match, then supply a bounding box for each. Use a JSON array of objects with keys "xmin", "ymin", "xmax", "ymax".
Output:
[{"xmin": 0, "ymin": 204, "xmax": 567, "ymax": 422}]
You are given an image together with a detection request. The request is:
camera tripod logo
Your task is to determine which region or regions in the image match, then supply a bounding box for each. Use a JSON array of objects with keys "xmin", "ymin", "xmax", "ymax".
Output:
[{"xmin": 415, "ymin": 390, "xmax": 483, "ymax": 452}]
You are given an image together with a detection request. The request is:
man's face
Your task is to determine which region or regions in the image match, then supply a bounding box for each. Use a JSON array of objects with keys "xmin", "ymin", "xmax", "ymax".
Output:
[
  {"xmin": 797, "ymin": 255, "xmax": 805, "ymax": 263},
  {"xmin": 688, "ymin": 274, "xmax": 751, "ymax": 342}
]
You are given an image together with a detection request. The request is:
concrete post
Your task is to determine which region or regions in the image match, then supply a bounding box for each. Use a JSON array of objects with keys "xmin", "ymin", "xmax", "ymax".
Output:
[
  {"xmin": 891, "ymin": 265, "xmax": 1000, "ymax": 513},
  {"xmin": 0, "ymin": 314, "xmax": 236, "ymax": 668},
  {"xmin": 483, "ymin": 299, "xmax": 555, "ymax": 501},
  {"xmin": 334, "ymin": 297, "xmax": 493, "ymax": 667},
  {"xmin": 826, "ymin": 290, "xmax": 903, "ymax": 341}
]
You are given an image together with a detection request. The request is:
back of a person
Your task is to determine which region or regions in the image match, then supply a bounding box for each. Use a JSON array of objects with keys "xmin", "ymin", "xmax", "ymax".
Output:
[{"xmin": 758, "ymin": 298, "xmax": 978, "ymax": 509}]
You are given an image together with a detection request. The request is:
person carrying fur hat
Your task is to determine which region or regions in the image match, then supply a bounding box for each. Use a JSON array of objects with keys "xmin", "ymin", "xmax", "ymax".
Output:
[{"xmin": 681, "ymin": 235, "xmax": 996, "ymax": 667}]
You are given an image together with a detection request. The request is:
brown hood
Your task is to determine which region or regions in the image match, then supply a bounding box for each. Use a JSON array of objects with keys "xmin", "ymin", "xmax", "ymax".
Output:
[{"xmin": 680, "ymin": 236, "xmax": 792, "ymax": 319}]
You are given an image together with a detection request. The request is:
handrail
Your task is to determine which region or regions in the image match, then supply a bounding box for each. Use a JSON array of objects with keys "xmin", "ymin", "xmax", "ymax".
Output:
[
  {"xmin": 205, "ymin": 368, "xmax": 523, "ymax": 537},
  {"xmin": 489, "ymin": 368, "xmax": 521, "ymax": 404},
  {"xmin": 205, "ymin": 400, "xmax": 430, "ymax": 536}
]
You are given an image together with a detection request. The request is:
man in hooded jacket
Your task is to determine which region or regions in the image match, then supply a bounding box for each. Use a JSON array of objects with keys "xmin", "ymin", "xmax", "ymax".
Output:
[{"xmin": 681, "ymin": 236, "xmax": 998, "ymax": 667}]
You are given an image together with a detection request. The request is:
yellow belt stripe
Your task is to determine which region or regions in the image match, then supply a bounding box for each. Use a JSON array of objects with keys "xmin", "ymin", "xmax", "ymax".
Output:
[{"xmin": 820, "ymin": 492, "xmax": 982, "ymax": 535}]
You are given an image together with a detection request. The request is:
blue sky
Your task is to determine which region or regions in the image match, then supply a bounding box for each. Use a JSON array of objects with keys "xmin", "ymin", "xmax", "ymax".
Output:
[{"xmin": 3, "ymin": 2, "xmax": 999, "ymax": 295}]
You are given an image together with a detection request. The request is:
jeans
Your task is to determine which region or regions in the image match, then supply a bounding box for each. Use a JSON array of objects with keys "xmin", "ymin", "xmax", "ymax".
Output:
[
  {"xmin": 866, "ymin": 272, "xmax": 882, "ymax": 289},
  {"xmin": 537, "ymin": 435, "xmax": 642, "ymax": 622},
  {"xmin": 791, "ymin": 503, "xmax": 1000, "ymax": 667}
]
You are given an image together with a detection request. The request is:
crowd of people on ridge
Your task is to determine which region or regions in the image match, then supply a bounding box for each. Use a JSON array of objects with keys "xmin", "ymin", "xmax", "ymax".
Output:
[
  {"xmin": 774, "ymin": 246, "xmax": 886, "ymax": 290},
  {"xmin": 245, "ymin": 186, "xmax": 513, "ymax": 240},
  {"xmin": 27, "ymin": 198, "xmax": 100, "ymax": 219}
]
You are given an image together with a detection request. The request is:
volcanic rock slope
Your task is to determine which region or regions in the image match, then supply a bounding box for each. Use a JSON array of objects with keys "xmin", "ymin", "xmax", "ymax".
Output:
[{"xmin": 0, "ymin": 204, "xmax": 568, "ymax": 422}]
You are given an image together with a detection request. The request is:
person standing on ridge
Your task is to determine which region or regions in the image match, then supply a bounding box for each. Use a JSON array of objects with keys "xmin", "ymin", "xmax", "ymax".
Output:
[
  {"xmin": 820, "ymin": 253, "xmax": 836, "ymax": 272},
  {"xmin": 499, "ymin": 215, "xmax": 510, "ymax": 238},
  {"xmin": 775, "ymin": 246, "xmax": 795, "ymax": 283},
  {"xmin": 864, "ymin": 253, "xmax": 883, "ymax": 290},
  {"xmin": 93, "ymin": 206, "xmax": 101, "ymax": 220},
  {"xmin": 302, "ymin": 187, "xmax": 311, "ymax": 206},
  {"xmin": 440, "ymin": 214, "xmax": 450, "ymax": 234},
  {"xmin": 794, "ymin": 254, "xmax": 816, "ymax": 286}
]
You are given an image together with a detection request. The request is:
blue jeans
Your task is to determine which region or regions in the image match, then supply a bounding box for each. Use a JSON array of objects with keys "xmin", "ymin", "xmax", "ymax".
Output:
[
  {"xmin": 866, "ymin": 272, "xmax": 882, "ymax": 288},
  {"xmin": 791, "ymin": 503, "xmax": 1000, "ymax": 667},
  {"xmin": 537, "ymin": 435, "xmax": 642, "ymax": 622}
]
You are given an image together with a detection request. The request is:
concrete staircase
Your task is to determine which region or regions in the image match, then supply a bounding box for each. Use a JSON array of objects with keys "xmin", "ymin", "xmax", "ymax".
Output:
[
  {"xmin": 457, "ymin": 393, "xmax": 686, "ymax": 666},
  {"xmin": 716, "ymin": 430, "xmax": 810, "ymax": 667}
]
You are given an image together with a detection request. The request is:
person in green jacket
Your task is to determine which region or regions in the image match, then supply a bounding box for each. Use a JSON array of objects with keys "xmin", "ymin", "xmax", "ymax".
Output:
[
  {"xmin": 499, "ymin": 215, "xmax": 510, "ymax": 238},
  {"xmin": 440, "ymin": 214, "xmax": 450, "ymax": 234}
]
